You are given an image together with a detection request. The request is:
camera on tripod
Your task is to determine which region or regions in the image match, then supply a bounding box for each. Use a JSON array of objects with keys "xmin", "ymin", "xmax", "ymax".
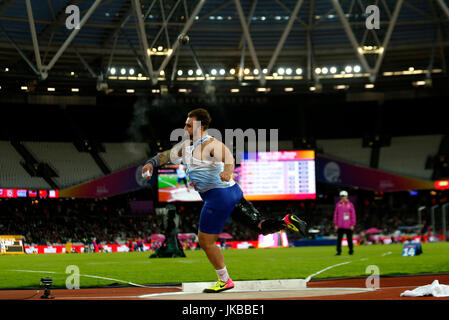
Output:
[{"xmin": 40, "ymin": 277, "xmax": 55, "ymax": 299}]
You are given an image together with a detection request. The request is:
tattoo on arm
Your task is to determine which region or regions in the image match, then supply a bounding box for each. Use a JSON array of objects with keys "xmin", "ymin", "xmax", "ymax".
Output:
[{"xmin": 156, "ymin": 150, "xmax": 171, "ymax": 166}]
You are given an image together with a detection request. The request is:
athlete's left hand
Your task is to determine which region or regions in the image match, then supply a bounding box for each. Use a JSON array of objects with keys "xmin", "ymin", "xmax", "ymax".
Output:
[{"xmin": 219, "ymin": 171, "xmax": 232, "ymax": 182}]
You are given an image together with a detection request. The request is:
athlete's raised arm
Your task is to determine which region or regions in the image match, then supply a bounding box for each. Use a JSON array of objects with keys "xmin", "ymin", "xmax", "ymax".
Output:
[{"xmin": 142, "ymin": 141, "xmax": 185, "ymax": 180}]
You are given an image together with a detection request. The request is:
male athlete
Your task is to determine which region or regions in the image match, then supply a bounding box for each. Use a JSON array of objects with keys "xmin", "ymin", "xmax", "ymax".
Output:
[
  {"xmin": 142, "ymin": 108, "xmax": 307, "ymax": 293},
  {"xmin": 176, "ymin": 163, "xmax": 190, "ymax": 191}
]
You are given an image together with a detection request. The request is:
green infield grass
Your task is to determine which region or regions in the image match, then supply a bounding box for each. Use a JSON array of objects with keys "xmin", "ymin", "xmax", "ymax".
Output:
[
  {"xmin": 158, "ymin": 174, "xmax": 178, "ymax": 189},
  {"xmin": 1, "ymin": 242, "xmax": 448, "ymax": 289}
]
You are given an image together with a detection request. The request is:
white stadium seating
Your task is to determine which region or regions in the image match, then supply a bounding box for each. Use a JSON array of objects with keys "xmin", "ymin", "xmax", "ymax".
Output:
[
  {"xmin": 317, "ymin": 138, "xmax": 371, "ymax": 167},
  {"xmin": 0, "ymin": 135, "xmax": 442, "ymax": 189},
  {"xmin": 0, "ymin": 141, "xmax": 150, "ymax": 189},
  {"xmin": 0, "ymin": 141, "xmax": 49, "ymax": 189},
  {"xmin": 24, "ymin": 142, "xmax": 104, "ymax": 188},
  {"xmin": 378, "ymin": 135, "xmax": 443, "ymax": 180},
  {"xmin": 102, "ymin": 143, "xmax": 150, "ymax": 172}
]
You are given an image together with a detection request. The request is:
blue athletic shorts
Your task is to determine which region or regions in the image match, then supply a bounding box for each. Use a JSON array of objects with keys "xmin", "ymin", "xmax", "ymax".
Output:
[
  {"xmin": 198, "ymin": 184, "xmax": 244, "ymax": 234},
  {"xmin": 177, "ymin": 177, "xmax": 187, "ymax": 183}
]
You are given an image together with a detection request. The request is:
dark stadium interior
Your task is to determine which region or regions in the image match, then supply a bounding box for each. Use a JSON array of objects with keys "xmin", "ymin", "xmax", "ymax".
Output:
[{"xmin": 1, "ymin": 94, "xmax": 449, "ymax": 142}]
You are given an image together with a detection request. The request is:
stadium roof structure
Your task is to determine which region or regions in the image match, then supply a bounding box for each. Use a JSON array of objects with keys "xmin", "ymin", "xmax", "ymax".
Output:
[{"xmin": 0, "ymin": 0, "xmax": 448, "ymax": 97}]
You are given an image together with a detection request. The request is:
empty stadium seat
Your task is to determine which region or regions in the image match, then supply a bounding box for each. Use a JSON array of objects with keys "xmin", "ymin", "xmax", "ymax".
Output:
[
  {"xmin": 378, "ymin": 135, "xmax": 442, "ymax": 179},
  {"xmin": 316, "ymin": 138, "xmax": 371, "ymax": 167},
  {"xmin": 0, "ymin": 141, "xmax": 50, "ymax": 189},
  {"xmin": 102, "ymin": 143, "xmax": 150, "ymax": 172},
  {"xmin": 24, "ymin": 142, "xmax": 105, "ymax": 188}
]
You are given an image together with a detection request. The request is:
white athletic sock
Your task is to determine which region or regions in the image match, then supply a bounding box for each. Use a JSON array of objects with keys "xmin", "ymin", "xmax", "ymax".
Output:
[{"xmin": 216, "ymin": 266, "xmax": 230, "ymax": 282}]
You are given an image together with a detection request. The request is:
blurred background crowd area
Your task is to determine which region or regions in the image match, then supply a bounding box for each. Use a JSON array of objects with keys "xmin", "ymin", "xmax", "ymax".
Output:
[{"xmin": 1, "ymin": 186, "xmax": 446, "ymax": 246}]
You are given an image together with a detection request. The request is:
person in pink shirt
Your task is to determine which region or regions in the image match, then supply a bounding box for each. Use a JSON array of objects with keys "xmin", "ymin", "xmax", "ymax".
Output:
[{"xmin": 334, "ymin": 190, "xmax": 356, "ymax": 255}]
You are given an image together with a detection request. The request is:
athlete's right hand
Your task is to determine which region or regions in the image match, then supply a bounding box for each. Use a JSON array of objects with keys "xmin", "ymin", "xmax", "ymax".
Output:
[{"xmin": 142, "ymin": 163, "xmax": 153, "ymax": 180}]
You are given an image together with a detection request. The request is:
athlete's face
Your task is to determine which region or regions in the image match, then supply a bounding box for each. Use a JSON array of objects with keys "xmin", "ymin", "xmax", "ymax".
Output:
[{"xmin": 184, "ymin": 117, "xmax": 203, "ymax": 140}]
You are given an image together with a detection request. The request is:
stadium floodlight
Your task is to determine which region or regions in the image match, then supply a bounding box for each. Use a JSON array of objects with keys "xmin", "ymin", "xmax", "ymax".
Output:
[
  {"xmin": 230, "ymin": 88, "xmax": 239, "ymax": 93},
  {"xmin": 158, "ymin": 46, "xmax": 163, "ymax": 51},
  {"xmin": 219, "ymin": 69, "xmax": 225, "ymax": 75},
  {"xmin": 21, "ymin": 86, "xmax": 28, "ymax": 91},
  {"xmin": 110, "ymin": 67, "xmax": 116, "ymax": 75},
  {"xmin": 126, "ymin": 89, "xmax": 135, "ymax": 93},
  {"xmin": 177, "ymin": 70, "xmax": 183, "ymax": 76},
  {"xmin": 284, "ymin": 87, "xmax": 294, "ymax": 92},
  {"xmin": 5, "ymin": 67, "xmax": 9, "ymax": 72},
  {"xmin": 160, "ymin": 70, "xmax": 165, "ymax": 76},
  {"xmin": 285, "ymin": 68, "xmax": 292, "ymax": 75},
  {"xmin": 322, "ymin": 67, "xmax": 329, "ymax": 75},
  {"xmin": 129, "ymin": 68, "xmax": 135, "ymax": 75},
  {"xmin": 244, "ymin": 68, "xmax": 250, "ymax": 75},
  {"xmin": 70, "ymin": 71, "xmax": 75, "ymax": 76},
  {"xmin": 309, "ymin": 86, "xmax": 316, "ymax": 91},
  {"xmin": 277, "ymin": 67, "xmax": 285, "ymax": 75},
  {"xmin": 413, "ymin": 80, "xmax": 427, "ymax": 86},
  {"xmin": 47, "ymin": 87, "xmax": 55, "ymax": 92},
  {"xmin": 188, "ymin": 69, "xmax": 194, "ymax": 76},
  {"xmin": 196, "ymin": 69, "xmax": 202, "ymax": 76},
  {"xmin": 253, "ymin": 69, "xmax": 260, "ymax": 75},
  {"xmin": 296, "ymin": 68, "xmax": 303, "ymax": 75},
  {"xmin": 345, "ymin": 65, "xmax": 352, "ymax": 73},
  {"xmin": 230, "ymin": 68, "xmax": 236, "ymax": 75},
  {"xmin": 353, "ymin": 65, "xmax": 361, "ymax": 73},
  {"xmin": 262, "ymin": 68, "xmax": 268, "ymax": 74},
  {"xmin": 365, "ymin": 83, "xmax": 375, "ymax": 89},
  {"xmin": 211, "ymin": 69, "xmax": 217, "ymax": 75},
  {"xmin": 71, "ymin": 88, "xmax": 79, "ymax": 92},
  {"xmin": 330, "ymin": 66, "xmax": 337, "ymax": 74},
  {"xmin": 120, "ymin": 68, "xmax": 126, "ymax": 75},
  {"xmin": 315, "ymin": 67, "xmax": 321, "ymax": 74}
]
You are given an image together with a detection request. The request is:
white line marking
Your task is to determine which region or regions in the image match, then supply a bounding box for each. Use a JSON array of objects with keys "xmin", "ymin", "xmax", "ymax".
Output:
[
  {"xmin": 8, "ymin": 269, "xmax": 151, "ymax": 288},
  {"xmin": 139, "ymin": 287, "xmax": 375, "ymax": 298},
  {"xmin": 305, "ymin": 261, "xmax": 353, "ymax": 282},
  {"xmin": 11, "ymin": 270, "xmax": 57, "ymax": 274},
  {"xmin": 159, "ymin": 180, "xmax": 177, "ymax": 188},
  {"xmin": 139, "ymin": 292, "xmax": 188, "ymax": 298},
  {"xmin": 85, "ymin": 262, "xmax": 120, "ymax": 265},
  {"xmin": 381, "ymin": 252, "xmax": 392, "ymax": 256},
  {"xmin": 77, "ymin": 274, "xmax": 149, "ymax": 288},
  {"xmin": 56, "ymin": 296, "xmax": 140, "ymax": 300}
]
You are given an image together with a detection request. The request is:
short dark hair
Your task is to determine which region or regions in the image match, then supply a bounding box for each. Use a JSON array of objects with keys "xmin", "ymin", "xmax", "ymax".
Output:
[{"xmin": 187, "ymin": 108, "xmax": 212, "ymax": 130}]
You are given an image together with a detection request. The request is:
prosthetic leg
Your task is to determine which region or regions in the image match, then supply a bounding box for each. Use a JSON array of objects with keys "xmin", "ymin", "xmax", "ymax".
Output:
[{"xmin": 231, "ymin": 198, "xmax": 290, "ymax": 235}]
